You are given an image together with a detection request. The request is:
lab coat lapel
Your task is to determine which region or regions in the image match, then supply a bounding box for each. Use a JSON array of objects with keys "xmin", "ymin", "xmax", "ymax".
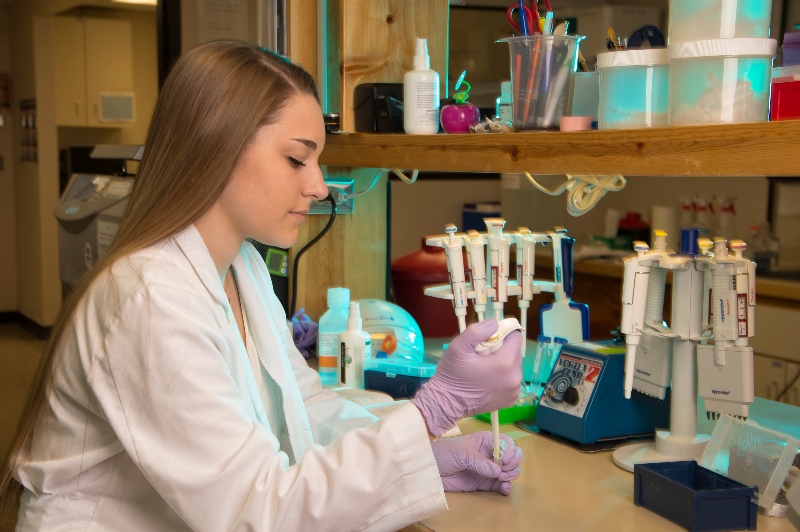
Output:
[
  {"xmin": 233, "ymin": 246, "xmax": 315, "ymax": 462},
  {"xmin": 172, "ymin": 226, "xmax": 271, "ymax": 427}
]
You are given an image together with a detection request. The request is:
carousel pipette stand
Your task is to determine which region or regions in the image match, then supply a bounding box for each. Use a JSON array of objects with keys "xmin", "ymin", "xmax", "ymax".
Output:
[{"xmin": 612, "ymin": 229, "xmax": 756, "ymax": 472}]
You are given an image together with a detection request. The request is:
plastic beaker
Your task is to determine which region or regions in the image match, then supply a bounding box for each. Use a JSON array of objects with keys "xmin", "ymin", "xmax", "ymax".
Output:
[{"xmin": 498, "ymin": 35, "xmax": 584, "ymax": 130}]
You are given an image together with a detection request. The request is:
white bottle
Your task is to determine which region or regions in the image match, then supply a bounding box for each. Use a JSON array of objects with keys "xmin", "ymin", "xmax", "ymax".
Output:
[
  {"xmin": 338, "ymin": 302, "xmax": 371, "ymax": 389},
  {"xmin": 496, "ymin": 81, "xmax": 513, "ymax": 124},
  {"xmin": 403, "ymin": 37, "xmax": 440, "ymax": 135}
]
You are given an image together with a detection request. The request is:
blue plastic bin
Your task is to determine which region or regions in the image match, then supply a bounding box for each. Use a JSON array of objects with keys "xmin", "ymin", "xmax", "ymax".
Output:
[{"xmin": 634, "ymin": 461, "xmax": 757, "ymax": 532}]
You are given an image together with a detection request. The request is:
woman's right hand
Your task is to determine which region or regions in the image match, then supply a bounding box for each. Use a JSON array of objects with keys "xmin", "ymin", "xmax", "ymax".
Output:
[{"xmin": 412, "ymin": 319, "xmax": 522, "ymax": 437}]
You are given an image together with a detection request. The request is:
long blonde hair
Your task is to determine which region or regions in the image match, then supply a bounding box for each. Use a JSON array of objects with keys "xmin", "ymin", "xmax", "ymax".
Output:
[{"xmin": 0, "ymin": 40, "xmax": 319, "ymax": 518}]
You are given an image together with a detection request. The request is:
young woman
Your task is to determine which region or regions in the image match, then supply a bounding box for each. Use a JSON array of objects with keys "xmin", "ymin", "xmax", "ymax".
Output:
[{"xmin": 0, "ymin": 41, "xmax": 523, "ymax": 531}]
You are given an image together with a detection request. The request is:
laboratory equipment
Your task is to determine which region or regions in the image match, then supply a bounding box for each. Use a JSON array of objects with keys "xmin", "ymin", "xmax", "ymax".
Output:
[
  {"xmin": 364, "ymin": 357, "xmax": 437, "ymax": 399},
  {"xmin": 634, "ymin": 461, "xmax": 758, "ymax": 532},
  {"xmin": 338, "ymin": 302, "xmax": 371, "ymax": 389},
  {"xmin": 668, "ymin": 38, "xmax": 777, "ymax": 126},
  {"xmin": 318, "ymin": 287, "xmax": 350, "ymax": 387},
  {"xmin": 403, "ymin": 38, "xmax": 440, "ymax": 135},
  {"xmin": 597, "ymin": 48, "xmax": 669, "ymax": 130},
  {"xmin": 357, "ymin": 299, "xmax": 425, "ymax": 361},
  {"xmin": 613, "ymin": 230, "xmax": 757, "ymax": 472},
  {"xmin": 569, "ymin": 71, "xmax": 599, "ymax": 122},
  {"xmin": 667, "ymin": 0, "xmax": 772, "ymax": 44},
  {"xmin": 539, "ymin": 228, "xmax": 590, "ymax": 343},
  {"xmin": 498, "ymin": 35, "xmax": 584, "ymax": 130},
  {"xmin": 699, "ymin": 414, "xmax": 800, "ymax": 511},
  {"xmin": 55, "ymin": 173, "xmax": 133, "ymax": 292},
  {"xmin": 353, "ymin": 83, "xmax": 404, "ymax": 133},
  {"xmin": 534, "ymin": 341, "xmax": 670, "ymax": 445}
]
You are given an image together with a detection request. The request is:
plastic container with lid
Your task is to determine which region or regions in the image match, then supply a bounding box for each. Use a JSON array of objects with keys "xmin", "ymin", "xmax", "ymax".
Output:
[
  {"xmin": 597, "ymin": 48, "xmax": 669, "ymax": 129},
  {"xmin": 364, "ymin": 357, "xmax": 437, "ymax": 399},
  {"xmin": 668, "ymin": 0, "xmax": 772, "ymax": 45},
  {"xmin": 391, "ymin": 239, "xmax": 463, "ymax": 338},
  {"xmin": 667, "ymin": 38, "xmax": 777, "ymax": 126}
]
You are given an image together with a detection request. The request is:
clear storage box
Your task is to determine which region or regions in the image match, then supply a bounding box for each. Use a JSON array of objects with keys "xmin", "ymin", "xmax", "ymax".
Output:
[
  {"xmin": 597, "ymin": 49, "xmax": 669, "ymax": 129},
  {"xmin": 667, "ymin": 38, "xmax": 776, "ymax": 126},
  {"xmin": 668, "ymin": 0, "xmax": 772, "ymax": 44}
]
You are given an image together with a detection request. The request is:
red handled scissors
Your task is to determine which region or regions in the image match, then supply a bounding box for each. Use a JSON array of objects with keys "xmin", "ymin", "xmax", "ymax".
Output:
[{"xmin": 506, "ymin": 3, "xmax": 538, "ymax": 36}]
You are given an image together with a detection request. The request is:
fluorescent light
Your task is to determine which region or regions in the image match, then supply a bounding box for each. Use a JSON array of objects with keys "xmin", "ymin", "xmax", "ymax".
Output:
[{"xmin": 112, "ymin": 0, "xmax": 157, "ymax": 5}]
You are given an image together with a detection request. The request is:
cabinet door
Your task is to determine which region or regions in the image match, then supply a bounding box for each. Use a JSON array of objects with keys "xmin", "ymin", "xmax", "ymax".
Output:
[
  {"xmin": 53, "ymin": 17, "xmax": 86, "ymax": 126},
  {"xmin": 785, "ymin": 363, "xmax": 800, "ymax": 407},
  {"xmin": 84, "ymin": 18, "xmax": 133, "ymax": 127},
  {"xmin": 753, "ymin": 354, "xmax": 785, "ymax": 400}
]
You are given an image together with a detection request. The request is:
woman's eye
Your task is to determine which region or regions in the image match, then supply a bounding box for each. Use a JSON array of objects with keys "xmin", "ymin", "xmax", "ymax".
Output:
[{"xmin": 288, "ymin": 157, "xmax": 306, "ymax": 168}]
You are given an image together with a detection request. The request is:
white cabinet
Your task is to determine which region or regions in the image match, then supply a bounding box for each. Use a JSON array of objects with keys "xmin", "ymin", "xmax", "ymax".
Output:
[{"xmin": 53, "ymin": 17, "xmax": 134, "ymax": 127}]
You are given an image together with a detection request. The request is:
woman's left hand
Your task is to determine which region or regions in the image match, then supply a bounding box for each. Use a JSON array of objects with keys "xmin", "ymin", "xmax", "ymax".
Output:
[{"xmin": 431, "ymin": 432, "xmax": 523, "ymax": 495}]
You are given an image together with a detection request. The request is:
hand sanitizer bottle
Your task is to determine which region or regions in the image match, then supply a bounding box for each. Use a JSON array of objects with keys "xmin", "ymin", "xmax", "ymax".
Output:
[
  {"xmin": 338, "ymin": 302, "xmax": 371, "ymax": 389},
  {"xmin": 404, "ymin": 37, "xmax": 440, "ymax": 135}
]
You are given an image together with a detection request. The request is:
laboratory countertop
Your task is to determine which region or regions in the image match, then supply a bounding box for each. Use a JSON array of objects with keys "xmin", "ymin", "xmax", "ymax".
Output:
[{"xmin": 419, "ymin": 397, "xmax": 800, "ymax": 532}]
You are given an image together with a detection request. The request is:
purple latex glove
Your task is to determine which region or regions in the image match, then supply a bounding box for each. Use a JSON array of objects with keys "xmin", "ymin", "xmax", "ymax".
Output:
[
  {"xmin": 288, "ymin": 308, "xmax": 318, "ymax": 359},
  {"xmin": 412, "ymin": 319, "xmax": 522, "ymax": 436},
  {"xmin": 432, "ymin": 432, "xmax": 523, "ymax": 495}
]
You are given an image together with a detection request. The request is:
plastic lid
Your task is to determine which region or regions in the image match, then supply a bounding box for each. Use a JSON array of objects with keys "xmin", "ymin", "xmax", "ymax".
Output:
[
  {"xmin": 679, "ymin": 228, "xmax": 700, "ymax": 256},
  {"xmin": 414, "ymin": 37, "xmax": 430, "ymax": 69},
  {"xmin": 501, "ymin": 81, "xmax": 512, "ymax": 95},
  {"xmin": 537, "ymin": 334, "xmax": 552, "ymax": 343},
  {"xmin": 554, "ymin": 337, "xmax": 568, "ymax": 345},
  {"xmin": 699, "ymin": 415, "xmax": 800, "ymax": 509},
  {"xmin": 597, "ymin": 48, "xmax": 668, "ymax": 69},
  {"xmin": 784, "ymin": 32, "xmax": 800, "ymax": 44},
  {"xmin": 364, "ymin": 356, "xmax": 438, "ymax": 378},
  {"xmin": 327, "ymin": 287, "xmax": 350, "ymax": 308},
  {"xmin": 667, "ymin": 38, "xmax": 777, "ymax": 61}
]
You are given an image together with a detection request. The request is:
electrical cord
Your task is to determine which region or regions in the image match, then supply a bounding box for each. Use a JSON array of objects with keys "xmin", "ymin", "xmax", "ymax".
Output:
[
  {"xmin": 523, "ymin": 172, "xmax": 627, "ymax": 217},
  {"xmin": 289, "ymin": 194, "xmax": 337, "ymax": 317},
  {"xmin": 391, "ymin": 169, "xmax": 419, "ymax": 184},
  {"xmin": 332, "ymin": 168, "xmax": 386, "ymax": 203},
  {"xmin": 776, "ymin": 365, "xmax": 800, "ymax": 402}
]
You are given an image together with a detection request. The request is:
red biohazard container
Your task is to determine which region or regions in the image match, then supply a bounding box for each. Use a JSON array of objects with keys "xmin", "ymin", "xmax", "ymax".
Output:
[{"xmin": 391, "ymin": 239, "xmax": 463, "ymax": 338}]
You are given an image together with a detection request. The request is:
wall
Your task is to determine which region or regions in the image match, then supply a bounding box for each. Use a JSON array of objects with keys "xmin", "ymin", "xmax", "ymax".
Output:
[
  {"xmin": 2, "ymin": 1, "xmax": 157, "ymax": 326},
  {"xmin": 0, "ymin": 7, "xmax": 17, "ymax": 312}
]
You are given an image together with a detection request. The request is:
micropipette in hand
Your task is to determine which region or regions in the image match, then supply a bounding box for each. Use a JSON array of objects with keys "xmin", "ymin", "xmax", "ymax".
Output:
[{"xmin": 475, "ymin": 317, "xmax": 524, "ymax": 465}]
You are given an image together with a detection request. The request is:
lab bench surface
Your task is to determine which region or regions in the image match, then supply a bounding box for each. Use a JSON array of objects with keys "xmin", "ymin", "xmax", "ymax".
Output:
[{"xmin": 419, "ymin": 397, "xmax": 800, "ymax": 532}]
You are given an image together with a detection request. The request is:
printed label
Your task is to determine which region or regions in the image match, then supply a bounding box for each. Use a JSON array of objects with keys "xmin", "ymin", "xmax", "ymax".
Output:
[
  {"xmin": 540, "ymin": 353, "xmax": 603, "ymax": 419},
  {"xmin": 414, "ymin": 81, "xmax": 439, "ymax": 126},
  {"xmin": 737, "ymin": 294, "xmax": 748, "ymax": 337}
]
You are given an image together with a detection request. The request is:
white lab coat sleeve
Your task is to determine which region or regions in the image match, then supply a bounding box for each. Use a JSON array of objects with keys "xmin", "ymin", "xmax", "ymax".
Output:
[
  {"xmin": 89, "ymin": 281, "xmax": 446, "ymax": 531},
  {"xmin": 282, "ymin": 326, "xmax": 381, "ymax": 445}
]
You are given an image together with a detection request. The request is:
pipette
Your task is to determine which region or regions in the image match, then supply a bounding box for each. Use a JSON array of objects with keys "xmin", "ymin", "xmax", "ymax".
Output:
[
  {"xmin": 485, "ymin": 218, "xmax": 510, "ymax": 321},
  {"xmin": 466, "ymin": 230, "xmax": 489, "ymax": 322},
  {"xmin": 621, "ymin": 241, "xmax": 653, "ymax": 399},
  {"xmin": 442, "ymin": 224, "xmax": 469, "ymax": 332}
]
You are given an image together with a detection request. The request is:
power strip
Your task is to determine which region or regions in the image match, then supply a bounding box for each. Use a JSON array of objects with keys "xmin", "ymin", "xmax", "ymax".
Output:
[{"xmin": 310, "ymin": 178, "xmax": 354, "ymax": 214}]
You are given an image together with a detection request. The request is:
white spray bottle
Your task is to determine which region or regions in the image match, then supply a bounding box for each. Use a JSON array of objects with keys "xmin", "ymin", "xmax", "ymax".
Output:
[
  {"xmin": 338, "ymin": 302, "xmax": 371, "ymax": 389},
  {"xmin": 403, "ymin": 37, "xmax": 440, "ymax": 134}
]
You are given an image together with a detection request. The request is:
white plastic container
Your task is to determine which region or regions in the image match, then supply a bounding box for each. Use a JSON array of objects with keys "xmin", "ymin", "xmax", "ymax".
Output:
[
  {"xmin": 338, "ymin": 302, "xmax": 371, "ymax": 389},
  {"xmin": 317, "ymin": 287, "xmax": 350, "ymax": 387},
  {"xmin": 668, "ymin": 0, "xmax": 772, "ymax": 44},
  {"xmin": 403, "ymin": 38, "xmax": 440, "ymax": 134},
  {"xmin": 667, "ymin": 38, "xmax": 777, "ymax": 126},
  {"xmin": 597, "ymin": 49, "xmax": 669, "ymax": 129}
]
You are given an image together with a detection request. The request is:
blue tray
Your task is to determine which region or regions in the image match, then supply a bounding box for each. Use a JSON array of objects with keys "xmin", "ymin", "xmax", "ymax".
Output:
[{"xmin": 634, "ymin": 461, "xmax": 757, "ymax": 532}]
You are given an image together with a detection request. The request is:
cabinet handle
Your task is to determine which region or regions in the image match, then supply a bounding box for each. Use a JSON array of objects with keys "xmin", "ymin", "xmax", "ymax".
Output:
[{"xmin": 74, "ymin": 101, "xmax": 80, "ymax": 117}]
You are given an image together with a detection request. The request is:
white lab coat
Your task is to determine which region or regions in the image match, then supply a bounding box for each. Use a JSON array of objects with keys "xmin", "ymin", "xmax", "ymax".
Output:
[{"xmin": 15, "ymin": 225, "xmax": 446, "ymax": 531}]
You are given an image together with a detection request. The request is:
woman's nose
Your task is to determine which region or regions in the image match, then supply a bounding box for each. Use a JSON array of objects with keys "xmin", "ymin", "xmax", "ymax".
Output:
[{"xmin": 307, "ymin": 165, "xmax": 330, "ymax": 201}]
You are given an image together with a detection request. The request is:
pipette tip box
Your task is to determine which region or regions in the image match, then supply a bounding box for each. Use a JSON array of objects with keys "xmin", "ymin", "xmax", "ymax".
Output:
[
  {"xmin": 634, "ymin": 461, "xmax": 757, "ymax": 532},
  {"xmin": 364, "ymin": 357, "xmax": 436, "ymax": 399}
]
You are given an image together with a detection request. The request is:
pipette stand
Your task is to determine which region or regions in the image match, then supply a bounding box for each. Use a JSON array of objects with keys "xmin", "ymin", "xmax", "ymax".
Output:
[{"xmin": 613, "ymin": 231, "xmax": 754, "ymax": 472}]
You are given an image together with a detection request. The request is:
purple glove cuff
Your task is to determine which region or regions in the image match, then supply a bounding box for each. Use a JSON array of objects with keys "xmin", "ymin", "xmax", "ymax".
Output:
[{"xmin": 412, "ymin": 384, "xmax": 462, "ymax": 437}]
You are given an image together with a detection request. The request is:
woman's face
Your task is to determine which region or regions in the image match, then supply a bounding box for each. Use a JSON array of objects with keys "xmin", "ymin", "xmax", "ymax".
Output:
[{"xmin": 219, "ymin": 93, "xmax": 328, "ymax": 248}]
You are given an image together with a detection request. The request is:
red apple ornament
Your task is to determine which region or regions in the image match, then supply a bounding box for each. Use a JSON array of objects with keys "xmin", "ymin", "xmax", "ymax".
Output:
[{"xmin": 440, "ymin": 71, "xmax": 480, "ymax": 134}]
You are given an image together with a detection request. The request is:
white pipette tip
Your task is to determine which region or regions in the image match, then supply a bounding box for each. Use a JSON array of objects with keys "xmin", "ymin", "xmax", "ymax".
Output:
[{"xmin": 491, "ymin": 410, "xmax": 501, "ymax": 466}]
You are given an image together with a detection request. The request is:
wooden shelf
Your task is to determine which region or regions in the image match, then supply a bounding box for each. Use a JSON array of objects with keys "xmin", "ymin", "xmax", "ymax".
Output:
[{"xmin": 320, "ymin": 120, "xmax": 800, "ymax": 176}]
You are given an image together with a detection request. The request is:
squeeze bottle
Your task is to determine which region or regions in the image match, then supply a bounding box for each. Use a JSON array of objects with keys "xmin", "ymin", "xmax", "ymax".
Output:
[
  {"xmin": 338, "ymin": 302, "xmax": 371, "ymax": 389},
  {"xmin": 404, "ymin": 38, "xmax": 440, "ymax": 134}
]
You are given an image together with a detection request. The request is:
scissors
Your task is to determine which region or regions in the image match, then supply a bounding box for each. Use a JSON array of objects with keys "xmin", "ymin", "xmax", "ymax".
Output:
[{"xmin": 506, "ymin": 2, "xmax": 538, "ymax": 35}]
